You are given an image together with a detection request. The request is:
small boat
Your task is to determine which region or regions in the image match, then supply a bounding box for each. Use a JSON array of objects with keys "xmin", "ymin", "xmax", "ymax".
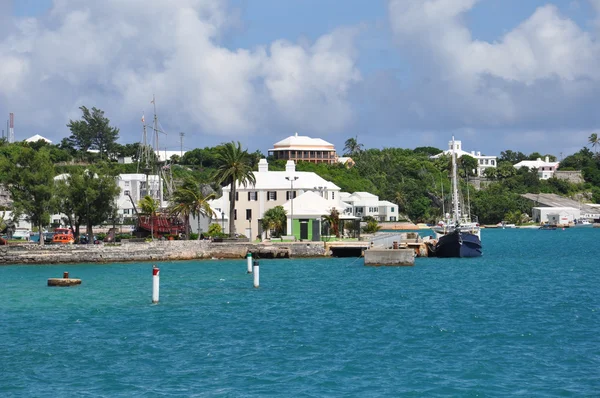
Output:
[
  {"xmin": 431, "ymin": 137, "xmax": 482, "ymax": 258},
  {"xmin": 12, "ymin": 227, "xmax": 31, "ymax": 240},
  {"xmin": 52, "ymin": 228, "xmax": 75, "ymax": 244},
  {"xmin": 539, "ymin": 224, "xmax": 557, "ymax": 230}
]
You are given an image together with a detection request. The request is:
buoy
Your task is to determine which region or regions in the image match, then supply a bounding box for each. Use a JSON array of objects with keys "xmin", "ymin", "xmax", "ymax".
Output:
[
  {"xmin": 253, "ymin": 260, "xmax": 259, "ymax": 288},
  {"xmin": 152, "ymin": 265, "xmax": 160, "ymax": 304},
  {"xmin": 246, "ymin": 252, "xmax": 253, "ymax": 274},
  {"xmin": 48, "ymin": 271, "xmax": 81, "ymax": 287}
]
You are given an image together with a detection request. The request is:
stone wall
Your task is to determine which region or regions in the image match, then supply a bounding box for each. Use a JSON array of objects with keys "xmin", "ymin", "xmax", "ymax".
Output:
[
  {"xmin": 0, "ymin": 241, "xmax": 327, "ymax": 265},
  {"xmin": 554, "ymin": 171, "xmax": 584, "ymax": 184}
]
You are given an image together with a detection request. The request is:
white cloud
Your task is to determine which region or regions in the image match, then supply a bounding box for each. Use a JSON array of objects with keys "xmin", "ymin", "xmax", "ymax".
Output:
[
  {"xmin": 0, "ymin": 0, "xmax": 361, "ymax": 146},
  {"xmin": 384, "ymin": 0, "xmax": 600, "ymax": 153}
]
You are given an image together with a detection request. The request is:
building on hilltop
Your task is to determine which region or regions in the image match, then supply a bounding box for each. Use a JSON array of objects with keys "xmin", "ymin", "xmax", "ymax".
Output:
[
  {"xmin": 24, "ymin": 134, "xmax": 52, "ymax": 144},
  {"xmin": 431, "ymin": 139, "xmax": 497, "ymax": 177},
  {"xmin": 268, "ymin": 132, "xmax": 344, "ymax": 165},
  {"xmin": 514, "ymin": 157, "xmax": 559, "ymax": 180}
]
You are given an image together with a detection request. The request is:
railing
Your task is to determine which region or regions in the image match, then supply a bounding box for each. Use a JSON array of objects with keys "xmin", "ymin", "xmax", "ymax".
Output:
[{"xmin": 365, "ymin": 232, "xmax": 411, "ymax": 249}]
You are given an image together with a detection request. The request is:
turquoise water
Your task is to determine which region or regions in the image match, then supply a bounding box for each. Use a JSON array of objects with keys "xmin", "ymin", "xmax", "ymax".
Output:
[{"xmin": 1, "ymin": 229, "xmax": 599, "ymax": 396}]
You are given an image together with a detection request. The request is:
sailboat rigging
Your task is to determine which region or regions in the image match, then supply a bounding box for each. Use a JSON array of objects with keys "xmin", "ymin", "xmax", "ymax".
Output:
[{"xmin": 431, "ymin": 136, "xmax": 482, "ymax": 258}]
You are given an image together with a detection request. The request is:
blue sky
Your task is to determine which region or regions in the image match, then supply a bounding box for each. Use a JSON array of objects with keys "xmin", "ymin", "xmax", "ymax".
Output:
[{"xmin": 3, "ymin": 0, "xmax": 600, "ymax": 158}]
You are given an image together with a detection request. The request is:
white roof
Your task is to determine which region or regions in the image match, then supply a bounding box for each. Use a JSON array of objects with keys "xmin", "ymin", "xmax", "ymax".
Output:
[
  {"xmin": 351, "ymin": 192, "xmax": 378, "ymax": 199},
  {"xmin": 514, "ymin": 159, "xmax": 560, "ymax": 169},
  {"xmin": 25, "ymin": 134, "xmax": 52, "ymax": 143},
  {"xmin": 379, "ymin": 200, "xmax": 397, "ymax": 207},
  {"xmin": 431, "ymin": 148, "xmax": 495, "ymax": 159},
  {"xmin": 281, "ymin": 191, "xmax": 351, "ymax": 217},
  {"xmin": 270, "ymin": 132, "xmax": 334, "ymax": 151},
  {"xmin": 155, "ymin": 150, "xmax": 186, "ymax": 162},
  {"xmin": 337, "ymin": 157, "xmax": 353, "ymax": 164},
  {"xmin": 230, "ymin": 170, "xmax": 340, "ymax": 191}
]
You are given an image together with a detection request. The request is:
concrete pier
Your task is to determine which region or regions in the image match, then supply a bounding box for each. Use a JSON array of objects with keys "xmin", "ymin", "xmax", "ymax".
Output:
[
  {"xmin": 48, "ymin": 271, "xmax": 81, "ymax": 286},
  {"xmin": 364, "ymin": 249, "xmax": 414, "ymax": 266}
]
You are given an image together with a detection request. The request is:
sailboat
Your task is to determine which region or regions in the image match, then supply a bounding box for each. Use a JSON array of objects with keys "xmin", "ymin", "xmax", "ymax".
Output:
[{"xmin": 431, "ymin": 137, "xmax": 482, "ymax": 258}]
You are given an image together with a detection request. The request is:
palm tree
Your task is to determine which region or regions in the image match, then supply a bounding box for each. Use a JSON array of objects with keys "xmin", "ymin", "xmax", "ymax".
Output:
[
  {"xmin": 169, "ymin": 179, "xmax": 215, "ymax": 239},
  {"xmin": 323, "ymin": 208, "xmax": 341, "ymax": 238},
  {"xmin": 588, "ymin": 133, "xmax": 599, "ymax": 154},
  {"xmin": 138, "ymin": 195, "xmax": 159, "ymax": 238},
  {"xmin": 261, "ymin": 206, "xmax": 287, "ymax": 239},
  {"xmin": 343, "ymin": 136, "xmax": 364, "ymax": 157},
  {"xmin": 213, "ymin": 142, "xmax": 256, "ymax": 237}
]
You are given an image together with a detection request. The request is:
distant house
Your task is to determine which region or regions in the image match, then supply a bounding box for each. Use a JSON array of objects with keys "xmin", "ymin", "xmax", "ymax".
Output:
[
  {"xmin": 268, "ymin": 132, "xmax": 338, "ymax": 164},
  {"xmin": 24, "ymin": 134, "xmax": 52, "ymax": 144},
  {"xmin": 514, "ymin": 157, "xmax": 559, "ymax": 180},
  {"xmin": 340, "ymin": 192, "xmax": 399, "ymax": 222},
  {"xmin": 431, "ymin": 139, "xmax": 497, "ymax": 177}
]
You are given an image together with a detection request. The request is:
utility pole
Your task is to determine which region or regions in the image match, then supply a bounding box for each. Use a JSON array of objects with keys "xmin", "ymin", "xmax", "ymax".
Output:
[{"xmin": 179, "ymin": 132, "xmax": 184, "ymax": 158}]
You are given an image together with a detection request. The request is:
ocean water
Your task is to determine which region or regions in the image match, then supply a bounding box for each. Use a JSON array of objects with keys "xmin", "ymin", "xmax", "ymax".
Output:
[{"xmin": 1, "ymin": 228, "xmax": 599, "ymax": 397}]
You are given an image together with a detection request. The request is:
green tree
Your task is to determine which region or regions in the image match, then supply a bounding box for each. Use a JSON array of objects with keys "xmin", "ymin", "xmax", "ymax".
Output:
[
  {"xmin": 67, "ymin": 106, "xmax": 120, "ymax": 159},
  {"xmin": 261, "ymin": 206, "xmax": 287, "ymax": 238},
  {"xmin": 323, "ymin": 208, "xmax": 341, "ymax": 238},
  {"xmin": 589, "ymin": 133, "xmax": 599, "ymax": 154},
  {"xmin": 499, "ymin": 150, "xmax": 526, "ymax": 164},
  {"xmin": 79, "ymin": 167, "xmax": 120, "ymax": 242},
  {"xmin": 0, "ymin": 147, "xmax": 55, "ymax": 245},
  {"xmin": 138, "ymin": 195, "xmax": 160, "ymax": 238},
  {"xmin": 362, "ymin": 219, "xmax": 381, "ymax": 234},
  {"xmin": 169, "ymin": 178, "xmax": 215, "ymax": 239},
  {"xmin": 213, "ymin": 142, "xmax": 256, "ymax": 237},
  {"xmin": 458, "ymin": 155, "xmax": 478, "ymax": 177},
  {"xmin": 343, "ymin": 136, "xmax": 364, "ymax": 156}
]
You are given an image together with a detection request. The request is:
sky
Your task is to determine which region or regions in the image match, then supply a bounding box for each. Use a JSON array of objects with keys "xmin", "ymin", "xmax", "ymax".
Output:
[{"xmin": 1, "ymin": 0, "xmax": 600, "ymax": 159}]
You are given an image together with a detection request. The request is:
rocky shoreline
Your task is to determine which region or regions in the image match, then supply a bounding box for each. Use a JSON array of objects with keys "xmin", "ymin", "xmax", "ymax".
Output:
[{"xmin": 0, "ymin": 241, "xmax": 328, "ymax": 265}]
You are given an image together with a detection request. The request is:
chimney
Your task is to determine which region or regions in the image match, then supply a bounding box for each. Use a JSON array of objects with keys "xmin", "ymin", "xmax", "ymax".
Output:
[
  {"xmin": 258, "ymin": 158, "xmax": 268, "ymax": 172},
  {"xmin": 545, "ymin": 156, "xmax": 549, "ymax": 163},
  {"xmin": 285, "ymin": 160, "xmax": 296, "ymax": 173},
  {"xmin": 477, "ymin": 151, "xmax": 481, "ymax": 156}
]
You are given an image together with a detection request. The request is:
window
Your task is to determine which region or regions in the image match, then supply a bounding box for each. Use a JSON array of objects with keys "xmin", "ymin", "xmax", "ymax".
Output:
[
  {"xmin": 246, "ymin": 209, "xmax": 252, "ymax": 220},
  {"xmin": 234, "ymin": 209, "xmax": 237, "ymax": 220},
  {"xmin": 125, "ymin": 181, "xmax": 130, "ymax": 187},
  {"xmin": 267, "ymin": 191, "xmax": 277, "ymax": 201},
  {"xmin": 331, "ymin": 192, "xmax": 335, "ymax": 199},
  {"xmin": 391, "ymin": 207, "xmax": 395, "ymax": 212},
  {"xmin": 248, "ymin": 192, "xmax": 258, "ymax": 201},
  {"xmin": 485, "ymin": 159, "xmax": 489, "ymax": 165},
  {"xmin": 286, "ymin": 191, "xmax": 297, "ymax": 200},
  {"xmin": 124, "ymin": 190, "xmax": 130, "ymax": 195},
  {"xmin": 123, "ymin": 209, "xmax": 130, "ymax": 215},
  {"xmin": 491, "ymin": 160, "xmax": 495, "ymax": 166}
]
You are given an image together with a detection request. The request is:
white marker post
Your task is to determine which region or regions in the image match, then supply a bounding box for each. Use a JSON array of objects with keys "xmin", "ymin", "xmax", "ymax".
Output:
[
  {"xmin": 152, "ymin": 265, "xmax": 160, "ymax": 304},
  {"xmin": 246, "ymin": 252, "xmax": 253, "ymax": 274},
  {"xmin": 253, "ymin": 260, "xmax": 259, "ymax": 288}
]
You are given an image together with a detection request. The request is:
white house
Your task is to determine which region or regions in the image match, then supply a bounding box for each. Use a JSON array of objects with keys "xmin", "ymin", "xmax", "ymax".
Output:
[
  {"xmin": 116, "ymin": 174, "xmax": 165, "ymax": 220},
  {"xmin": 514, "ymin": 157, "xmax": 559, "ymax": 180},
  {"xmin": 532, "ymin": 207, "xmax": 579, "ymax": 225},
  {"xmin": 338, "ymin": 193, "xmax": 399, "ymax": 222},
  {"xmin": 431, "ymin": 139, "xmax": 497, "ymax": 177},
  {"xmin": 211, "ymin": 159, "xmax": 350, "ymax": 240}
]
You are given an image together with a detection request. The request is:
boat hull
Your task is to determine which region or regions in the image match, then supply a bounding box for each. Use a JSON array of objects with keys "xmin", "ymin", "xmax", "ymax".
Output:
[{"xmin": 434, "ymin": 230, "xmax": 482, "ymax": 258}]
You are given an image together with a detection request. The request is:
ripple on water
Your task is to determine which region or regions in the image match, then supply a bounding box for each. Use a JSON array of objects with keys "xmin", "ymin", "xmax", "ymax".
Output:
[{"xmin": 0, "ymin": 229, "xmax": 599, "ymax": 396}]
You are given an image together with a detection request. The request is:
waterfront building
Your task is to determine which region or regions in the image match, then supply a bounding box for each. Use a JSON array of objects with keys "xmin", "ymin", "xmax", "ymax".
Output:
[
  {"xmin": 431, "ymin": 139, "xmax": 497, "ymax": 177},
  {"xmin": 211, "ymin": 159, "xmax": 350, "ymax": 240},
  {"xmin": 339, "ymin": 193, "xmax": 399, "ymax": 222},
  {"xmin": 514, "ymin": 157, "xmax": 559, "ymax": 180},
  {"xmin": 115, "ymin": 174, "xmax": 165, "ymax": 221}
]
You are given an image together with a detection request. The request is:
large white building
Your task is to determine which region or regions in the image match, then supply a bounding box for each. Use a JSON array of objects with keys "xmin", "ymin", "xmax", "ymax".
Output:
[
  {"xmin": 514, "ymin": 157, "xmax": 560, "ymax": 180},
  {"xmin": 431, "ymin": 139, "xmax": 497, "ymax": 177},
  {"xmin": 209, "ymin": 159, "xmax": 399, "ymax": 240}
]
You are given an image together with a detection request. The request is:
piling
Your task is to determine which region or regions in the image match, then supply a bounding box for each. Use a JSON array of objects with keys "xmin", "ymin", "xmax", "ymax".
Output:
[
  {"xmin": 246, "ymin": 252, "xmax": 253, "ymax": 274},
  {"xmin": 152, "ymin": 265, "xmax": 160, "ymax": 304},
  {"xmin": 253, "ymin": 260, "xmax": 259, "ymax": 288},
  {"xmin": 364, "ymin": 249, "xmax": 414, "ymax": 266}
]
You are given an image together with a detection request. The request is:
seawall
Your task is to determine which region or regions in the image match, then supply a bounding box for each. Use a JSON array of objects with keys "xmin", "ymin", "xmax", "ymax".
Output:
[{"xmin": 0, "ymin": 241, "xmax": 327, "ymax": 265}]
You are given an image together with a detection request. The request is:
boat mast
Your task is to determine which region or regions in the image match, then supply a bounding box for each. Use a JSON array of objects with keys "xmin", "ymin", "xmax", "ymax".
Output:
[{"xmin": 451, "ymin": 136, "xmax": 460, "ymax": 222}]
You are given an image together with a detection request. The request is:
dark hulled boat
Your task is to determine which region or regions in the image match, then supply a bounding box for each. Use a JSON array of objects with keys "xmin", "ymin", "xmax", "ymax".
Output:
[
  {"xmin": 431, "ymin": 136, "xmax": 482, "ymax": 258},
  {"xmin": 434, "ymin": 229, "xmax": 482, "ymax": 258}
]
